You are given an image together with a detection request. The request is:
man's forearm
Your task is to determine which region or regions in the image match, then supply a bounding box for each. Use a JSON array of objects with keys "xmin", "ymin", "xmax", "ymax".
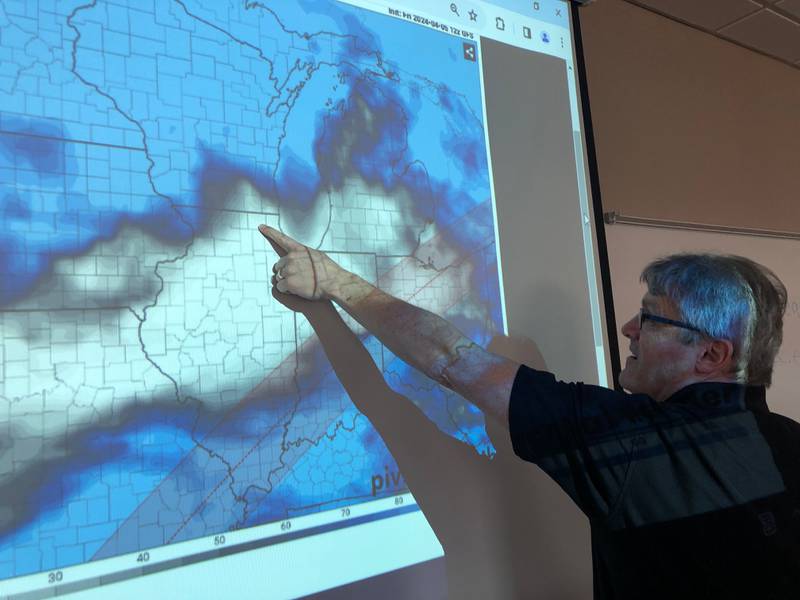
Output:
[
  {"xmin": 328, "ymin": 269, "xmax": 471, "ymax": 388},
  {"xmin": 258, "ymin": 223, "xmax": 516, "ymax": 425}
]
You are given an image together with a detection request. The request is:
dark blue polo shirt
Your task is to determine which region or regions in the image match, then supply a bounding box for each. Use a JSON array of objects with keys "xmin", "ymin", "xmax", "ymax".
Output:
[{"xmin": 509, "ymin": 365, "xmax": 800, "ymax": 599}]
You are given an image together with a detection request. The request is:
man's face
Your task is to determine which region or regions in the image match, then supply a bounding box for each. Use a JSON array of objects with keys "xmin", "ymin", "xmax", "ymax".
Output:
[{"xmin": 618, "ymin": 294, "xmax": 700, "ymax": 401}]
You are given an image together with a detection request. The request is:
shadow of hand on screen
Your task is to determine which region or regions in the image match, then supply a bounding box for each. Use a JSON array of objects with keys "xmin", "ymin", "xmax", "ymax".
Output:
[{"xmin": 273, "ymin": 289, "xmax": 584, "ymax": 600}]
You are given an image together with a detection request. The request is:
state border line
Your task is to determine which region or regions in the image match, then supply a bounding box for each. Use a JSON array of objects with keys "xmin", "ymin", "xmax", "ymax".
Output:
[{"xmin": 0, "ymin": 129, "xmax": 145, "ymax": 152}]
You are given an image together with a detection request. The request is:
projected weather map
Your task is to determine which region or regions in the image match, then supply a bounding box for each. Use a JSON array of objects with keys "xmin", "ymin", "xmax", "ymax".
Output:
[{"xmin": 0, "ymin": 0, "xmax": 532, "ymax": 595}]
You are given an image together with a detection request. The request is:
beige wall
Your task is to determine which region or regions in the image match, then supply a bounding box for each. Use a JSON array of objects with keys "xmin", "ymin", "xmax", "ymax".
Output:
[{"xmin": 579, "ymin": 0, "xmax": 800, "ymax": 233}]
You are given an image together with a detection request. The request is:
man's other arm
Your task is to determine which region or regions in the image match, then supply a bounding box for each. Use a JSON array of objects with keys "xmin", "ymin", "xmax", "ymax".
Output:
[{"xmin": 259, "ymin": 225, "xmax": 520, "ymax": 427}]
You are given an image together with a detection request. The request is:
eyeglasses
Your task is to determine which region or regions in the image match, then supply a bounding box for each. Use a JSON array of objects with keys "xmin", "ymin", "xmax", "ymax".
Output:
[{"xmin": 639, "ymin": 309, "xmax": 705, "ymax": 335}]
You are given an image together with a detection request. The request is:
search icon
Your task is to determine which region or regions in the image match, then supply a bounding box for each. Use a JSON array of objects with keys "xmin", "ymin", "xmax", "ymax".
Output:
[{"xmin": 450, "ymin": 3, "xmax": 460, "ymax": 16}]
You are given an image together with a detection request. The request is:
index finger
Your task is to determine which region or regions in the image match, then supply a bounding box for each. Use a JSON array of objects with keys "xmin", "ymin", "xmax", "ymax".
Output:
[{"xmin": 258, "ymin": 224, "xmax": 303, "ymax": 257}]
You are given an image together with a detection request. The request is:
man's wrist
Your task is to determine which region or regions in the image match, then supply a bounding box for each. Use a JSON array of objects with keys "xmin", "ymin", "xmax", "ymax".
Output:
[{"xmin": 327, "ymin": 267, "xmax": 373, "ymax": 307}]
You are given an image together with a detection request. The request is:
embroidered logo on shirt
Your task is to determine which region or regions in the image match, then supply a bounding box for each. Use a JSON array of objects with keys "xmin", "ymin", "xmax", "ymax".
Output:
[{"xmin": 759, "ymin": 511, "xmax": 777, "ymax": 536}]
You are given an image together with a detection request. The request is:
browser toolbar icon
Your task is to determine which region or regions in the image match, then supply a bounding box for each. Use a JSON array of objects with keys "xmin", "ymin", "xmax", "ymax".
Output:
[{"xmin": 463, "ymin": 42, "xmax": 476, "ymax": 61}]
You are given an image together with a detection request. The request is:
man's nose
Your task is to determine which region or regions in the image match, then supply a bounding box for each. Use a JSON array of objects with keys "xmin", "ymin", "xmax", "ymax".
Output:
[{"xmin": 621, "ymin": 313, "xmax": 639, "ymax": 339}]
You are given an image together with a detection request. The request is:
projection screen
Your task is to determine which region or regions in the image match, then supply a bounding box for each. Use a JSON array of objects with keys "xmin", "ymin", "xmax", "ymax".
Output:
[{"xmin": 0, "ymin": 0, "xmax": 614, "ymax": 598}]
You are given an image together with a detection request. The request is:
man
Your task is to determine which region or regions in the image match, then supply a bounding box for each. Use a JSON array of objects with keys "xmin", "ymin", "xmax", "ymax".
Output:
[{"xmin": 258, "ymin": 224, "xmax": 800, "ymax": 599}]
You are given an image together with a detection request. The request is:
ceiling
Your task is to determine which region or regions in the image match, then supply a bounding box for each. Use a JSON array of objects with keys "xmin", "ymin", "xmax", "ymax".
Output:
[{"xmin": 622, "ymin": 0, "xmax": 800, "ymax": 69}]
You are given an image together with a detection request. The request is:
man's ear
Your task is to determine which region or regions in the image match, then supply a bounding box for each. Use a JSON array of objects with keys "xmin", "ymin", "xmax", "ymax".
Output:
[{"xmin": 696, "ymin": 339, "xmax": 735, "ymax": 375}]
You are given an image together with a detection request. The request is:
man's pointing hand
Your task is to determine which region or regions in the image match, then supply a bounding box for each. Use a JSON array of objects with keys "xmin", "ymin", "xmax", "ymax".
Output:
[{"xmin": 258, "ymin": 224, "xmax": 343, "ymax": 301}]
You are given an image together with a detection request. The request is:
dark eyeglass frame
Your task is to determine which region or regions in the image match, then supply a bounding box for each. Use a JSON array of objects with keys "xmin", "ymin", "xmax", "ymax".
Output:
[{"xmin": 639, "ymin": 309, "xmax": 705, "ymax": 335}]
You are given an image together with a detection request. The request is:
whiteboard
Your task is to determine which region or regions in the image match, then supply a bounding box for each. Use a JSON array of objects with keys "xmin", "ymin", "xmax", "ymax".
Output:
[{"xmin": 604, "ymin": 224, "xmax": 800, "ymax": 422}]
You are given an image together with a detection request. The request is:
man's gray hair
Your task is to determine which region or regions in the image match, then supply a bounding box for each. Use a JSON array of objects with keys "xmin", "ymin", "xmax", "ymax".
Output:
[{"xmin": 641, "ymin": 253, "xmax": 787, "ymax": 386}]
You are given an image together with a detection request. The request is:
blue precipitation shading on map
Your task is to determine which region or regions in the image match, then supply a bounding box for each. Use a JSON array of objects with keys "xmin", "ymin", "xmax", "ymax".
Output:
[{"xmin": 0, "ymin": 0, "xmax": 503, "ymax": 579}]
